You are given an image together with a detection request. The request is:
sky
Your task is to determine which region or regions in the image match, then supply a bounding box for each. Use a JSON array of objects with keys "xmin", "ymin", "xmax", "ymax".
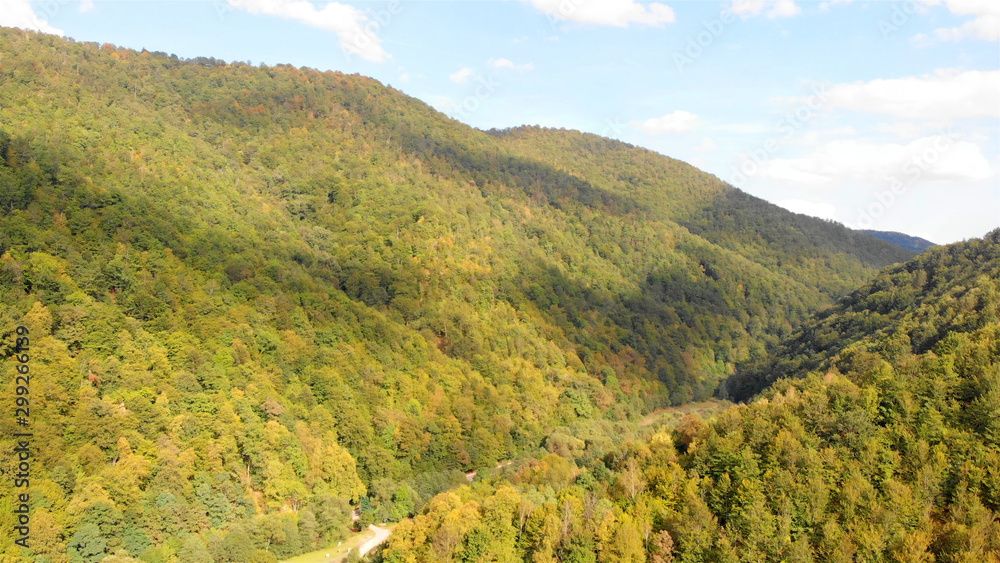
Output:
[{"xmin": 2, "ymin": 0, "xmax": 998, "ymax": 244}]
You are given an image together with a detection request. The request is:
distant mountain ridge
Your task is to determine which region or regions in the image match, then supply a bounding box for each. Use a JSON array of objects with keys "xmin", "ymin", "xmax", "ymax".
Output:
[
  {"xmin": 861, "ymin": 229, "xmax": 936, "ymax": 251},
  {"xmin": 724, "ymin": 228, "xmax": 1000, "ymax": 401}
]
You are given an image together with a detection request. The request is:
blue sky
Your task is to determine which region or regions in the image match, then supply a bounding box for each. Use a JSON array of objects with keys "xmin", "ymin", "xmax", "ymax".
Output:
[{"xmin": 4, "ymin": 0, "xmax": 999, "ymax": 243}]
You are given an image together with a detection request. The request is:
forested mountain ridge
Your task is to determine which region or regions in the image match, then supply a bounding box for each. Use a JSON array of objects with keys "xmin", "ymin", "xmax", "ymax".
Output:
[
  {"xmin": 382, "ymin": 231, "xmax": 1000, "ymax": 563},
  {"xmin": 725, "ymin": 228, "xmax": 1000, "ymax": 401},
  {"xmin": 861, "ymin": 230, "xmax": 937, "ymax": 252},
  {"xmin": 490, "ymin": 126, "xmax": 915, "ymax": 297},
  {"xmin": 0, "ymin": 27, "xmax": 914, "ymax": 562}
]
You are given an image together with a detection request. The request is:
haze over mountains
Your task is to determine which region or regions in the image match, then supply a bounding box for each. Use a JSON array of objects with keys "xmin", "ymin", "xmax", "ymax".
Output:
[
  {"xmin": 860, "ymin": 230, "xmax": 937, "ymax": 252},
  {"xmin": 0, "ymin": 29, "xmax": 995, "ymax": 563}
]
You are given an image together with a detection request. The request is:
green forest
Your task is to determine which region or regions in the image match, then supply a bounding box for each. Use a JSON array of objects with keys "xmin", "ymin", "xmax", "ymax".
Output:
[
  {"xmin": 0, "ymin": 27, "xmax": 993, "ymax": 563},
  {"xmin": 380, "ymin": 231, "xmax": 1000, "ymax": 563}
]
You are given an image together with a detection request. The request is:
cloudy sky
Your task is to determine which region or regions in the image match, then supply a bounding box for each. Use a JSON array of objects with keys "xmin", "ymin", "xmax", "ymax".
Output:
[{"xmin": 2, "ymin": 0, "xmax": 998, "ymax": 243}]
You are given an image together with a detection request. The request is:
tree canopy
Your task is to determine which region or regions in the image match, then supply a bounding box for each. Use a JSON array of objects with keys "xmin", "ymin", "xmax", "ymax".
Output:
[{"xmin": 0, "ymin": 27, "xmax": 937, "ymax": 563}]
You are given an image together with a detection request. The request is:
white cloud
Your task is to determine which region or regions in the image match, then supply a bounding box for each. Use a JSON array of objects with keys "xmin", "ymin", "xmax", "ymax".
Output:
[
  {"xmin": 714, "ymin": 122, "xmax": 772, "ymax": 134},
  {"xmin": 754, "ymin": 135, "xmax": 994, "ymax": 188},
  {"xmin": 0, "ymin": 0, "xmax": 63, "ymax": 35},
  {"xmin": 933, "ymin": 15, "xmax": 1000, "ymax": 41},
  {"xmin": 729, "ymin": 0, "xmax": 801, "ymax": 19},
  {"xmin": 226, "ymin": 0, "xmax": 391, "ymax": 63},
  {"xmin": 641, "ymin": 110, "xmax": 699, "ymax": 135},
  {"xmin": 490, "ymin": 58, "xmax": 534, "ymax": 72},
  {"xmin": 820, "ymin": 69, "xmax": 1000, "ymax": 120},
  {"xmin": 752, "ymin": 160, "xmax": 831, "ymax": 186},
  {"xmin": 798, "ymin": 126, "xmax": 857, "ymax": 146},
  {"xmin": 695, "ymin": 137, "xmax": 718, "ymax": 151},
  {"xmin": 427, "ymin": 95, "xmax": 457, "ymax": 113},
  {"xmin": 918, "ymin": 0, "xmax": 1000, "ymax": 41},
  {"xmin": 399, "ymin": 72, "xmax": 410, "ymax": 83},
  {"xmin": 525, "ymin": 0, "xmax": 675, "ymax": 27},
  {"xmin": 449, "ymin": 67, "xmax": 474, "ymax": 84},
  {"xmin": 80, "ymin": 0, "xmax": 95, "ymax": 13},
  {"xmin": 876, "ymin": 121, "xmax": 951, "ymax": 139},
  {"xmin": 826, "ymin": 126, "xmax": 857, "ymax": 136},
  {"xmin": 777, "ymin": 199, "xmax": 838, "ymax": 220}
]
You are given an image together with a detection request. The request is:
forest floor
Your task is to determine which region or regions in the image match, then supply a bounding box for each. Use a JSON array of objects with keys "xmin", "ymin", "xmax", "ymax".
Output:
[{"xmin": 280, "ymin": 524, "xmax": 394, "ymax": 563}]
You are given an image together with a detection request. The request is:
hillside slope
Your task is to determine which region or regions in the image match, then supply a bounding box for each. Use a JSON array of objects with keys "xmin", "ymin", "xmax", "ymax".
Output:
[
  {"xmin": 383, "ymin": 231, "xmax": 1000, "ymax": 563},
  {"xmin": 491, "ymin": 126, "xmax": 915, "ymax": 297},
  {"xmin": 0, "ymin": 28, "xmax": 911, "ymax": 562},
  {"xmin": 725, "ymin": 228, "xmax": 999, "ymax": 401}
]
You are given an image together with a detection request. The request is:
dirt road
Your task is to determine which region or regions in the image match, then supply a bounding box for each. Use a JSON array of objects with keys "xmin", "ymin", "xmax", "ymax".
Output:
[
  {"xmin": 358, "ymin": 524, "xmax": 391, "ymax": 558},
  {"xmin": 465, "ymin": 460, "xmax": 513, "ymax": 481}
]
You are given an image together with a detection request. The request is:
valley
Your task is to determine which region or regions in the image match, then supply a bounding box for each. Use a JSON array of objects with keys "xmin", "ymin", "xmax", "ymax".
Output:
[{"xmin": 0, "ymin": 27, "xmax": 994, "ymax": 563}]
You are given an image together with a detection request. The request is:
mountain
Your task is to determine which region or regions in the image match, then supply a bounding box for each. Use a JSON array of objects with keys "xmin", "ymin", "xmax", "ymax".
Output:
[
  {"xmin": 491, "ymin": 127, "xmax": 916, "ymax": 292},
  {"xmin": 724, "ymin": 228, "xmax": 999, "ymax": 402},
  {"xmin": 0, "ymin": 28, "xmax": 914, "ymax": 562},
  {"xmin": 861, "ymin": 229, "xmax": 937, "ymax": 252},
  {"xmin": 383, "ymin": 231, "xmax": 1000, "ymax": 563}
]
